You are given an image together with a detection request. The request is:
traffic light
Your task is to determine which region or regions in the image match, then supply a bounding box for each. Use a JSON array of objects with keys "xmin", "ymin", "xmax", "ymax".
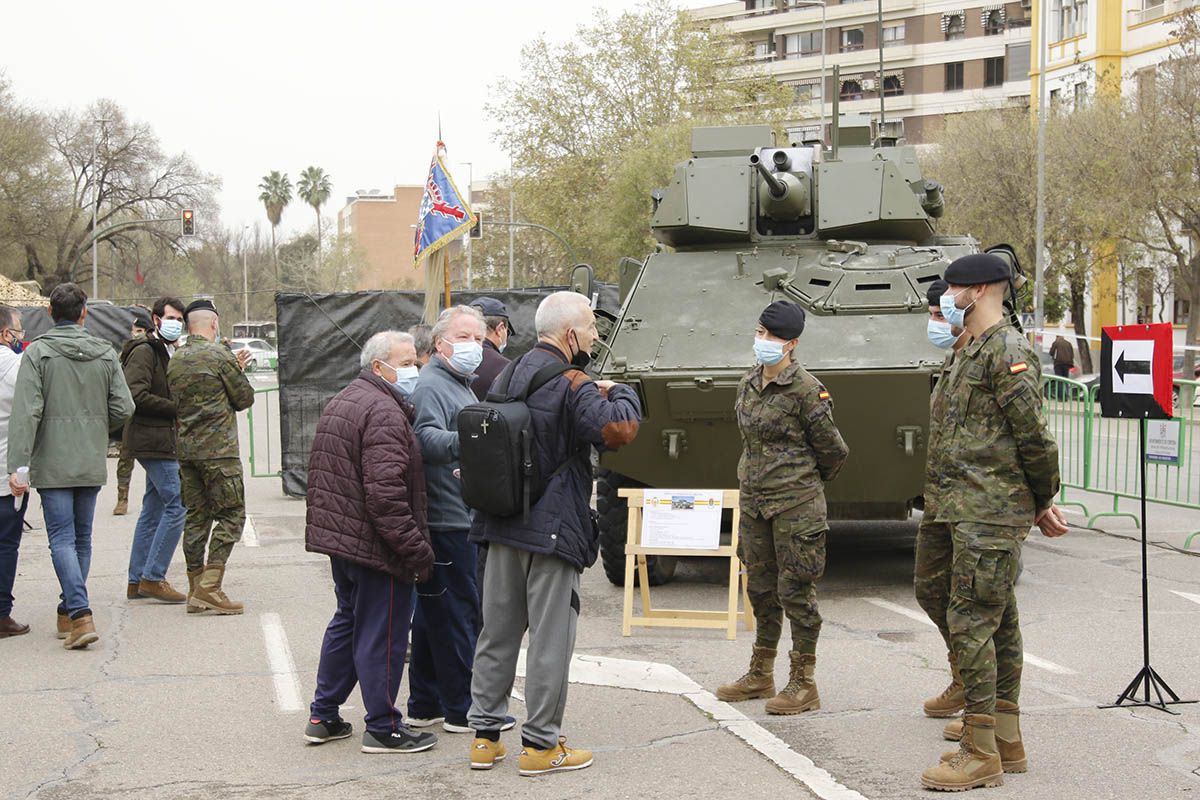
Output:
[
  {"xmin": 469, "ymin": 213, "xmax": 483, "ymax": 240},
  {"xmin": 181, "ymin": 209, "xmax": 195, "ymax": 236}
]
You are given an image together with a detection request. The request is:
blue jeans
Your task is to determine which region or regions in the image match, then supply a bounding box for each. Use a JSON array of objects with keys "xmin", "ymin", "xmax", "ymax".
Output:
[
  {"xmin": 40, "ymin": 487, "xmax": 100, "ymax": 618},
  {"xmin": 0, "ymin": 493, "xmax": 29, "ymax": 617},
  {"xmin": 127, "ymin": 459, "xmax": 186, "ymax": 583}
]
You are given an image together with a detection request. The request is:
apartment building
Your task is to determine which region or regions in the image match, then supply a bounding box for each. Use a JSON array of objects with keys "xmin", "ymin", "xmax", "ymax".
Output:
[{"xmin": 693, "ymin": 0, "xmax": 1035, "ymax": 143}]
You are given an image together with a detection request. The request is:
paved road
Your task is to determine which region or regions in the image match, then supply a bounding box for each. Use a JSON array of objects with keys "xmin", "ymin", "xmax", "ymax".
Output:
[{"xmin": 3, "ymin": 392, "xmax": 1200, "ymax": 799}]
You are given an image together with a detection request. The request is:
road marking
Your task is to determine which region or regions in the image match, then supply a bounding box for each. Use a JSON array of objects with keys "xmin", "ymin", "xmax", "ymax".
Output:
[
  {"xmin": 864, "ymin": 597, "xmax": 1078, "ymax": 676},
  {"xmin": 243, "ymin": 515, "xmax": 259, "ymax": 547},
  {"xmin": 260, "ymin": 613, "xmax": 304, "ymax": 712},
  {"xmin": 1171, "ymin": 590, "xmax": 1200, "ymax": 607},
  {"xmin": 517, "ymin": 652, "xmax": 868, "ymax": 800}
]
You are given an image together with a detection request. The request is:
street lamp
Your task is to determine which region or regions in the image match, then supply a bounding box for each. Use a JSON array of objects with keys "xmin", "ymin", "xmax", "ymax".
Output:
[
  {"xmin": 1034, "ymin": 0, "xmax": 1050, "ymax": 347},
  {"xmin": 91, "ymin": 118, "xmax": 109, "ymax": 299},
  {"xmin": 242, "ymin": 225, "xmax": 251, "ymax": 321},
  {"xmin": 458, "ymin": 161, "xmax": 473, "ymax": 289}
]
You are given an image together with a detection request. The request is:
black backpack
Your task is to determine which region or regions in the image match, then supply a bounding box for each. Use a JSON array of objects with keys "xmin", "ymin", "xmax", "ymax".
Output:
[{"xmin": 457, "ymin": 358, "xmax": 573, "ymax": 519}]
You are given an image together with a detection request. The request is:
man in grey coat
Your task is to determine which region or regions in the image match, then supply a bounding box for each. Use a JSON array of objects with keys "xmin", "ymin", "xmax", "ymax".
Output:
[{"xmin": 7, "ymin": 283, "xmax": 134, "ymax": 650}]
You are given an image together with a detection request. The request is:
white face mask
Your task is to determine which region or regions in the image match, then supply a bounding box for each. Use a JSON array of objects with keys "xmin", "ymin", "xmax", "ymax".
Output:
[
  {"xmin": 446, "ymin": 341, "xmax": 483, "ymax": 374},
  {"xmin": 382, "ymin": 362, "xmax": 420, "ymax": 396}
]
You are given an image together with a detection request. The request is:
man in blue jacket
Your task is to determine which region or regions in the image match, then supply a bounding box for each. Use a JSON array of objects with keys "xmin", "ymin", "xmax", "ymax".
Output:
[
  {"xmin": 407, "ymin": 305, "xmax": 488, "ymax": 735},
  {"xmin": 466, "ymin": 291, "xmax": 641, "ymax": 777}
]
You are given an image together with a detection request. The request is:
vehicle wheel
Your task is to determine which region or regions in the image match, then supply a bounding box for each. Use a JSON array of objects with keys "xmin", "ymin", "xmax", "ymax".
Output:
[{"xmin": 596, "ymin": 467, "xmax": 678, "ymax": 587}]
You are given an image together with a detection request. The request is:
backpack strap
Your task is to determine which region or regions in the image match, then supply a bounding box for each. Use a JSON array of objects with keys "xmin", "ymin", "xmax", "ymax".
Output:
[
  {"xmin": 517, "ymin": 362, "xmax": 573, "ymax": 401},
  {"xmin": 485, "ymin": 359, "xmax": 521, "ymax": 402}
]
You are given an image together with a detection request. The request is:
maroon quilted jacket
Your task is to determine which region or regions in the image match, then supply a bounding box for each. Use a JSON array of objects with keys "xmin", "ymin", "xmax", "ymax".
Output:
[{"xmin": 305, "ymin": 371, "xmax": 433, "ymax": 581}]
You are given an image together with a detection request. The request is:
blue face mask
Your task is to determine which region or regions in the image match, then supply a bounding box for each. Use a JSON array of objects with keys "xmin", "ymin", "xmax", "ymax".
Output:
[
  {"xmin": 158, "ymin": 318, "xmax": 184, "ymax": 342},
  {"xmin": 384, "ymin": 363, "xmax": 420, "ymax": 396},
  {"xmin": 752, "ymin": 336, "xmax": 787, "ymax": 366},
  {"xmin": 448, "ymin": 341, "xmax": 483, "ymax": 374},
  {"xmin": 939, "ymin": 290, "xmax": 975, "ymax": 329},
  {"xmin": 927, "ymin": 319, "xmax": 960, "ymax": 350},
  {"xmin": 6, "ymin": 333, "xmax": 24, "ymax": 354}
]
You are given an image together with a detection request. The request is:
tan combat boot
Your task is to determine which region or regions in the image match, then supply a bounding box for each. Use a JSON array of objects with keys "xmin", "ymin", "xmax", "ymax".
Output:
[
  {"xmin": 113, "ymin": 487, "xmax": 129, "ymax": 516},
  {"xmin": 185, "ymin": 568, "xmax": 205, "ymax": 614},
  {"xmin": 924, "ymin": 653, "xmax": 965, "ymax": 718},
  {"xmin": 63, "ymin": 613, "xmax": 100, "ymax": 650},
  {"xmin": 138, "ymin": 579, "xmax": 186, "ymax": 604},
  {"xmin": 922, "ymin": 714, "xmax": 1004, "ymax": 791},
  {"xmin": 716, "ymin": 645, "xmax": 777, "ymax": 702},
  {"xmin": 190, "ymin": 564, "xmax": 243, "ymax": 615},
  {"xmin": 943, "ymin": 717, "xmax": 963, "ymax": 741},
  {"xmin": 765, "ymin": 652, "xmax": 820, "ymax": 715},
  {"xmin": 940, "ymin": 701, "xmax": 1024, "ymax": 772}
]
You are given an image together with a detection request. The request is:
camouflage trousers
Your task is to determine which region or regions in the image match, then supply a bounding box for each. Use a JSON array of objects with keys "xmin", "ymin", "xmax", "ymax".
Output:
[
  {"xmin": 738, "ymin": 498, "xmax": 827, "ymax": 655},
  {"xmin": 948, "ymin": 522, "xmax": 1025, "ymax": 716},
  {"xmin": 179, "ymin": 458, "xmax": 245, "ymax": 571},
  {"xmin": 914, "ymin": 518, "xmax": 953, "ymax": 649},
  {"xmin": 117, "ymin": 457, "xmax": 135, "ymax": 491}
]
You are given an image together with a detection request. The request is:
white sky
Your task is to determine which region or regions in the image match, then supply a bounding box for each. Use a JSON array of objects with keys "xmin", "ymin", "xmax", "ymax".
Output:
[{"xmin": 0, "ymin": 0, "xmax": 711, "ymax": 237}]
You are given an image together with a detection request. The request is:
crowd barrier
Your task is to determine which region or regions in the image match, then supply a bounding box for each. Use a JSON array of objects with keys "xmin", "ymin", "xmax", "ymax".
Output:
[{"xmin": 1042, "ymin": 374, "xmax": 1200, "ymax": 548}]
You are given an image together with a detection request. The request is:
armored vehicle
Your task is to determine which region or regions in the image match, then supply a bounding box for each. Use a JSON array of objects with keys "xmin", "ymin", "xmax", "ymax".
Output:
[{"xmin": 589, "ymin": 116, "xmax": 1001, "ymax": 586}]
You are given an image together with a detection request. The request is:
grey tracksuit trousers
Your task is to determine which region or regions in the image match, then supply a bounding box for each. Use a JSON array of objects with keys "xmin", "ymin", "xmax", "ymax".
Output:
[{"xmin": 467, "ymin": 542, "xmax": 580, "ymax": 749}]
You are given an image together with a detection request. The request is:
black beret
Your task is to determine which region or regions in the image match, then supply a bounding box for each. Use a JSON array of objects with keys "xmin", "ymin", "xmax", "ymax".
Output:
[
  {"xmin": 184, "ymin": 299, "xmax": 217, "ymax": 319},
  {"xmin": 470, "ymin": 296, "xmax": 517, "ymax": 335},
  {"xmin": 926, "ymin": 279, "xmax": 949, "ymax": 307},
  {"xmin": 759, "ymin": 300, "xmax": 806, "ymax": 340},
  {"xmin": 130, "ymin": 308, "xmax": 152, "ymax": 331},
  {"xmin": 944, "ymin": 253, "xmax": 1011, "ymax": 286}
]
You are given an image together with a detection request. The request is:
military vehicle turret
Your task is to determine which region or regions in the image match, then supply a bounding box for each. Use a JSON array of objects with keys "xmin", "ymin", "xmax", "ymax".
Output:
[{"xmin": 589, "ymin": 112, "xmax": 1013, "ymax": 586}]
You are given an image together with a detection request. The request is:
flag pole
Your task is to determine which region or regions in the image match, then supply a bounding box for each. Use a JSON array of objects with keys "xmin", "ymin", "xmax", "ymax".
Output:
[{"xmin": 443, "ymin": 248, "xmax": 451, "ymax": 310}]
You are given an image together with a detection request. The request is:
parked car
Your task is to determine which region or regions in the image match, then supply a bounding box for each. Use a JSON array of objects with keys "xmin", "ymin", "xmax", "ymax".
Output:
[{"xmin": 229, "ymin": 337, "xmax": 278, "ymax": 372}]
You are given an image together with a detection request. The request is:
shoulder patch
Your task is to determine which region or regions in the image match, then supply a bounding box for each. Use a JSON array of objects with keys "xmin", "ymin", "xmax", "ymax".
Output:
[
  {"xmin": 818, "ymin": 390, "xmax": 831, "ymax": 400},
  {"xmin": 1009, "ymin": 362, "xmax": 1029, "ymax": 375}
]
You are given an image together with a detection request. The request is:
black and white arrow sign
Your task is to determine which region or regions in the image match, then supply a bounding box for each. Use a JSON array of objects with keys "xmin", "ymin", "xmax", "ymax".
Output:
[{"xmin": 1111, "ymin": 340, "xmax": 1154, "ymax": 395}]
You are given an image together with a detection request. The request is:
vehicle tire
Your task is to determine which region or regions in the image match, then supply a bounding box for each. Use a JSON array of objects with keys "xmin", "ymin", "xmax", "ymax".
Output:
[{"xmin": 596, "ymin": 467, "xmax": 678, "ymax": 587}]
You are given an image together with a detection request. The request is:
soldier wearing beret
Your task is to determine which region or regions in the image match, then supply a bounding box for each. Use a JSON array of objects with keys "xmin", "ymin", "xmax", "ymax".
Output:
[
  {"xmin": 717, "ymin": 300, "xmax": 848, "ymax": 715},
  {"xmin": 914, "ymin": 279, "xmax": 971, "ymax": 722},
  {"xmin": 920, "ymin": 254, "xmax": 1068, "ymax": 792},
  {"xmin": 167, "ymin": 299, "xmax": 255, "ymax": 615}
]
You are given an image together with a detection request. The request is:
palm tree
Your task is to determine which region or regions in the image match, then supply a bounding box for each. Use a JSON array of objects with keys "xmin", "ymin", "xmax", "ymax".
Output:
[
  {"xmin": 297, "ymin": 166, "xmax": 333, "ymax": 269},
  {"xmin": 258, "ymin": 171, "xmax": 292, "ymax": 280}
]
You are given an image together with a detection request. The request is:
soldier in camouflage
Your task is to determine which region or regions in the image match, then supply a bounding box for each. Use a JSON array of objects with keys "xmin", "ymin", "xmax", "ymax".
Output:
[
  {"xmin": 919, "ymin": 254, "xmax": 1068, "ymax": 793},
  {"xmin": 167, "ymin": 299, "xmax": 255, "ymax": 616},
  {"xmin": 914, "ymin": 279, "xmax": 970, "ymax": 723},
  {"xmin": 717, "ymin": 300, "xmax": 848, "ymax": 716}
]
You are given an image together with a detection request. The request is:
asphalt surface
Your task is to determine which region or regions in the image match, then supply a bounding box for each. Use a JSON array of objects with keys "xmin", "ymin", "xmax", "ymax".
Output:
[{"xmin": 3, "ymin": 386, "xmax": 1200, "ymax": 799}]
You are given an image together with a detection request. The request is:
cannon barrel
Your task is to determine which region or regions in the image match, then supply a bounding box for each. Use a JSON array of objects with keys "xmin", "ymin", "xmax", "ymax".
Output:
[{"xmin": 749, "ymin": 154, "xmax": 787, "ymax": 198}]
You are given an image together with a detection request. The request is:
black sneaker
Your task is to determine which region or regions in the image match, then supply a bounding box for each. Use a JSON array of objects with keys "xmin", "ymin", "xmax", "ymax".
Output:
[
  {"xmin": 362, "ymin": 726, "xmax": 437, "ymax": 754},
  {"xmin": 444, "ymin": 715, "xmax": 516, "ymax": 734},
  {"xmin": 305, "ymin": 718, "xmax": 353, "ymax": 744}
]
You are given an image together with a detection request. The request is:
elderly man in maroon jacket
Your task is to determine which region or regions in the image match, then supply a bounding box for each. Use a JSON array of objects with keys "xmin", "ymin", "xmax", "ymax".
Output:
[{"xmin": 304, "ymin": 330, "xmax": 436, "ymax": 755}]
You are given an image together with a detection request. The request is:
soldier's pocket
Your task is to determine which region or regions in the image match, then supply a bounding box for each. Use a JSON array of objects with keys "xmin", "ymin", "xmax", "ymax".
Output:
[
  {"xmin": 779, "ymin": 518, "xmax": 827, "ymax": 583},
  {"xmin": 952, "ymin": 547, "xmax": 1016, "ymax": 605},
  {"xmin": 212, "ymin": 463, "xmax": 245, "ymax": 510}
]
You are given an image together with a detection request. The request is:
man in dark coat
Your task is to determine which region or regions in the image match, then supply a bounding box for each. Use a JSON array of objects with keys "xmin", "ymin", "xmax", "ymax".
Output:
[
  {"xmin": 304, "ymin": 330, "xmax": 437, "ymax": 755},
  {"xmin": 468, "ymin": 297, "xmax": 514, "ymax": 401},
  {"xmin": 122, "ymin": 297, "xmax": 188, "ymax": 604}
]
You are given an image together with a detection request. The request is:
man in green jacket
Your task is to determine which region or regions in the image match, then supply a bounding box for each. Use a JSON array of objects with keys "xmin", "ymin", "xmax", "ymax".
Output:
[
  {"xmin": 167, "ymin": 299, "xmax": 254, "ymax": 615},
  {"xmin": 7, "ymin": 283, "xmax": 134, "ymax": 650}
]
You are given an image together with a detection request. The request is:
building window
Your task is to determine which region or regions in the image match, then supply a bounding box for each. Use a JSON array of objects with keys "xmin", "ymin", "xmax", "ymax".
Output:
[
  {"xmin": 985, "ymin": 57, "xmax": 1005, "ymax": 87},
  {"xmin": 1006, "ymin": 43, "xmax": 1031, "ymax": 83},
  {"xmin": 1074, "ymin": 81, "xmax": 1088, "ymax": 105},
  {"xmin": 883, "ymin": 74, "xmax": 904, "ymax": 96},
  {"xmin": 791, "ymin": 79, "xmax": 823, "ymax": 104},
  {"xmin": 840, "ymin": 79, "xmax": 864, "ymax": 100},
  {"xmin": 943, "ymin": 13, "xmax": 966, "ymax": 40},
  {"xmin": 840, "ymin": 27, "xmax": 864, "ymax": 51},
  {"xmin": 983, "ymin": 9, "xmax": 1005, "ymax": 35},
  {"xmin": 750, "ymin": 0, "xmax": 775, "ymax": 10},
  {"xmin": 1175, "ymin": 299, "xmax": 1191, "ymax": 326},
  {"xmin": 1136, "ymin": 66, "xmax": 1156, "ymax": 108},
  {"xmin": 883, "ymin": 22, "xmax": 906, "ymax": 46},
  {"xmin": 785, "ymin": 30, "xmax": 822, "ymax": 56},
  {"xmin": 1052, "ymin": 0, "xmax": 1088, "ymax": 39},
  {"xmin": 1050, "ymin": 87, "xmax": 1061, "ymax": 105},
  {"xmin": 754, "ymin": 39, "xmax": 775, "ymax": 59},
  {"xmin": 788, "ymin": 125, "xmax": 824, "ymax": 143},
  {"xmin": 945, "ymin": 62, "xmax": 964, "ymax": 91}
]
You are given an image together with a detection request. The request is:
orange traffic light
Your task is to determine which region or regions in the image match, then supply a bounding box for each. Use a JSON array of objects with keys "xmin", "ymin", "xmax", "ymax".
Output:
[{"xmin": 181, "ymin": 209, "xmax": 195, "ymax": 236}]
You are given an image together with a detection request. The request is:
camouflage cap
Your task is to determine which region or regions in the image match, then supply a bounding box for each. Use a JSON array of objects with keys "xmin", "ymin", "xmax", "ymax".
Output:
[
  {"xmin": 926, "ymin": 279, "xmax": 949, "ymax": 307},
  {"xmin": 184, "ymin": 298, "xmax": 217, "ymax": 320},
  {"xmin": 944, "ymin": 253, "xmax": 1011, "ymax": 286}
]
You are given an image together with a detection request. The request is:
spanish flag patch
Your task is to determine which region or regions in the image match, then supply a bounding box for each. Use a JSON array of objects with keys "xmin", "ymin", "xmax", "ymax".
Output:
[
  {"xmin": 1009, "ymin": 362, "xmax": 1029, "ymax": 374},
  {"xmin": 818, "ymin": 390, "xmax": 831, "ymax": 400}
]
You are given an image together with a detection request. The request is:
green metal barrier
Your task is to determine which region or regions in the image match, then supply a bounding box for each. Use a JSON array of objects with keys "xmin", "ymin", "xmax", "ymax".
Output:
[
  {"xmin": 1042, "ymin": 374, "xmax": 1200, "ymax": 545},
  {"xmin": 247, "ymin": 386, "xmax": 282, "ymax": 478}
]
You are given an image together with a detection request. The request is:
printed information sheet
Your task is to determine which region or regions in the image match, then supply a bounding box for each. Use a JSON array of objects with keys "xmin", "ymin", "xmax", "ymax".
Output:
[{"xmin": 641, "ymin": 489, "xmax": 723, "ymax": 550}]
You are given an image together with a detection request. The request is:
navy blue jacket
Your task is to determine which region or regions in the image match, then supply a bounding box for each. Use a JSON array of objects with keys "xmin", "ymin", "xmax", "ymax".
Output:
[
  {"xmin": 471, "ymin": 343, "xmax": 642, "ymax": 570},
  {"xmin": 411, "ymin": 355, "xmax": 477, "ymax": 532}
]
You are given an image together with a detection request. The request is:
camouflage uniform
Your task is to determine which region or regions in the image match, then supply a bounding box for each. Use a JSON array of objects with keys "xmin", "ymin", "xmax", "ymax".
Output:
[
  {"xmin": 167, "ymin": 338, "xmax": 255, "ymax": 570},
  {"xmin": 932, "ymin": 321, "xmax": 1059, "ymax": 716},
  {"xmin": 117, "ymin": 456, "xmax": 134, "ymax": 491},
  {"xmin": 735, "ymin": 360, "xmax": 849, "ymax": 655},
  {"xmin": 914, "ymin": 351, "xmax": 957, "ymax": 647}
]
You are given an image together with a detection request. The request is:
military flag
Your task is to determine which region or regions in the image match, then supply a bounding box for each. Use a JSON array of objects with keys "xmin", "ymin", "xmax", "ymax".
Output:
[{"xmin": 413, "ymin": 143, "xmax": 475, "ymax": 264}]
